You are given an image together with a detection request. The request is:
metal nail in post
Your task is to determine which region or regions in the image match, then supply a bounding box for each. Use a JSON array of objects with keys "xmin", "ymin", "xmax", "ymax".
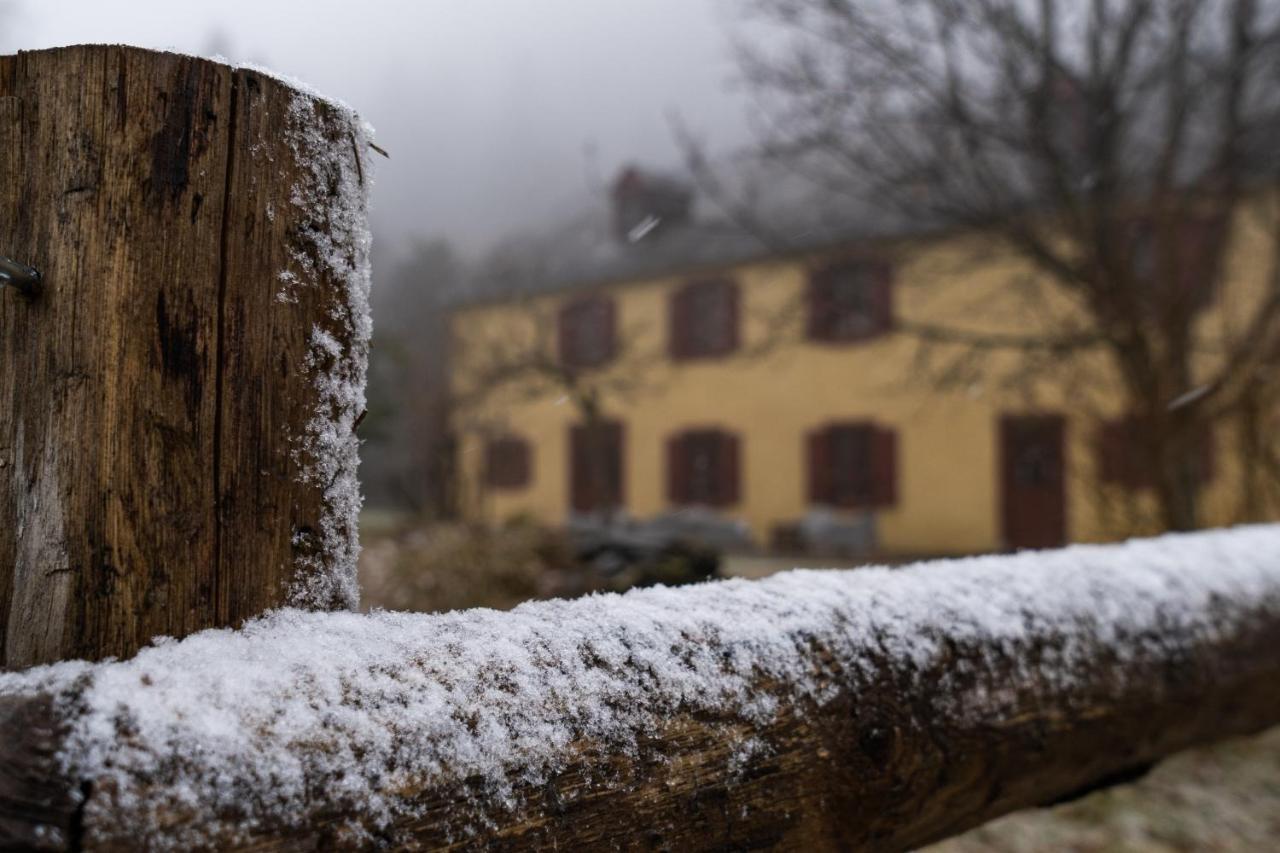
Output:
[{"xmin": 0, "ymin": 255, "xmax": 41, "ymax": 298}]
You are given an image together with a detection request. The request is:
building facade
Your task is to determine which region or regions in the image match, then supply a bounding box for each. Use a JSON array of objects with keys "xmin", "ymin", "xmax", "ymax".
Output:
[{"xmin": 448, "ymin": 170, "xmax": 1273, "ymax": 557}]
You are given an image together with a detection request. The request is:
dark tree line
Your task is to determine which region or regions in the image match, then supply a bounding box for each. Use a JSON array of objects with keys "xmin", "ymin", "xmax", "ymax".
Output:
[{"xmin": 361, "ymin": 239, "xmax": 462, "ymax": 514}]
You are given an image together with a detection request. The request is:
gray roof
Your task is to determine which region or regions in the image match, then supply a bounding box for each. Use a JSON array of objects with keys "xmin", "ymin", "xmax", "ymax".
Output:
[{"xmin": 457, "ymin": 156, "xmax": 924, "ymax": 306}]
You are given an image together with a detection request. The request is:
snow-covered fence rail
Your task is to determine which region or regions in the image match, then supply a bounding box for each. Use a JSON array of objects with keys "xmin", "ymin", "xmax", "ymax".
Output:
[
  {"xmin": 2, "ymin": 526, "xmax": 1279, "ymax": 851},
  {"xmin": 0, "ymin": 46, "xmax": 371, "ymax": 669}
]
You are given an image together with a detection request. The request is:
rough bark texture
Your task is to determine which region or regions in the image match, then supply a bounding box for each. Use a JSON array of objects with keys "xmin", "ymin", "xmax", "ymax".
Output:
[{"xmin": 0, "ymin": 46, "xmax": 366, "ymax": 669}]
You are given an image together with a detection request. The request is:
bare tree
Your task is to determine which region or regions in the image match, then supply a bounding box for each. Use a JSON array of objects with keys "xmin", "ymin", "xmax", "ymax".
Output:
[
  {"xmin": 451, "ymin": 276, "xmax": 664, "ymax": 522},
  {"xmin": 708, "ymin": 0, "xmax": 1280, "ymax": 531}
]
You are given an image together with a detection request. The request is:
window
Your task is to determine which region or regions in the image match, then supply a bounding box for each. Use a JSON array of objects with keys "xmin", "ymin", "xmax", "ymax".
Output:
[
  {"xmin": 558, "ymin": 296, "xmax": 616, "ymax": 369},
  {"xmin": 1096, "ymin": 416, "xmax": 1214, "ymax": 490},
  {"xmin": 807, "ymin": 422, "xmax": 897, "ymax": 508},
  {"xmin": 1129, "ymin": 223, "xmax": 1158, "ymax": 282},
  {"xmin": 1126, "ymin": 216, "xmax": 1226, "ymax": 312},
  {"xmin": 667, "ymin": 428, "xmax": 741, "ymax": 507},
  {"xmin": 1047, "ymin": 71, "xmax": 1091, "ymax": 163},
  {"xmin": 670, "ymin": 278, "xmax": 738, "ymax": 359},
  {"xmin": 484, "ymin": 436, "xmax": 531, "ymax": 490},
  {"xmin": 807, "ymin": 260, "xmax": 893, "ymax": 343},
  {"xmin": 569, "ymin": 420, "xmax": 625, "ymax": 512}
]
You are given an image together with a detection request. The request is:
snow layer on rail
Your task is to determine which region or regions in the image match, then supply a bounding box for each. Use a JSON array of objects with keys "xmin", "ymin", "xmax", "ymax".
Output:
[{"xmin": 3, "ymin": 526, "xmax": 1279, "ymax": 847}]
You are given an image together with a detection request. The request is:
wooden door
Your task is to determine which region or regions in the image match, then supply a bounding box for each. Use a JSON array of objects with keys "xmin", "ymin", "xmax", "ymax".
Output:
[
  {"xmin": 1000, "ymin": 415, "xmax": 1066, "ymax": 549},
  {"xmin": 570, "ymin": 421, "xmax": 624, "ymax": 513}
]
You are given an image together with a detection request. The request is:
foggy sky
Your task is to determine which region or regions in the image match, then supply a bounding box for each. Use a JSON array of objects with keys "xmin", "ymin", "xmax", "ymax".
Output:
[{"xmin": 4, "ymin": 0, "xmax": 752, "ymax": 261}]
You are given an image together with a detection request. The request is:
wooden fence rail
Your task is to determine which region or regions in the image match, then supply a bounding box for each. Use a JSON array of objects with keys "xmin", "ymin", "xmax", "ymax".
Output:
[
  {"xmin": 2, "ymin": 526, "xmax": 1279, "ymax": 851},
  {"xmin": 0, "ymin": 45, "xmax": 371, "ymax": 669}
]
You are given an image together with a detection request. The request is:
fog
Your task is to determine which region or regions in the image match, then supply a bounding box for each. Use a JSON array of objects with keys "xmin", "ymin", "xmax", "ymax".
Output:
[{"xmin": 2, "ymin": 0, "xmax": 752, "ymax": 261}]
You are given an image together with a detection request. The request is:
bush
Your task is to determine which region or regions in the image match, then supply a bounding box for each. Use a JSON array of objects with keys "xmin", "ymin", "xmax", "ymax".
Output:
[{"xmin": 359, "ymin": 518, "xmax": 594, "ymax": 613}]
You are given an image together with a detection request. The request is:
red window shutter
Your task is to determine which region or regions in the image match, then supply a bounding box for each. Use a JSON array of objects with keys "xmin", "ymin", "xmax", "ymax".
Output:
[
  {"xmin": 560, "ymin": 297, "xmax": 617, "ymax": 368},
  {"xmin": 807, "ymin": 428, "xmax": 831, "ymax": 503},
  {"xmin": 725, "ymin": 280, "xmax": 741, "ymax": 353},
  {"xmin": 672, "ymin": 280, "xmax": 738, "ymax": 359},
  {"xmin": 666, "ymin": 433, "xmax": 688, "ymax": 504},
  {"xmin": 719, "ymin": 431, "xmax": 741, "ymax": 506},
  {"xmin": 569, "ymin": 425, "xmax": 590, "ymax": 511},
  {"xmin": 874, "ymin": 262, "xmax": 894, "ymax": 334},
  {"xmin": 1099, "ymin": 419, "xmax": 1214, "ymax": 489},
  {"xmin": 558, "ymin": 303, "xmax": 575, "ymax": 367},
  {"xmin": 484, "ymin": 441, "xmax": 501, "ymax": 487},
  {"xmin": 601, "ymin": 298, "xmax": 618, "ymax": 363},
  {"xmin": 516, "ymin": 440, "xmax": 532, "ymax": 487},
  {"xmin": 669, "ymin": 286, "xmax": 689, "ymax": 359},
  {"xmin": 485, "ymin": 437, "xmax": 531, "ymax": 489},
  {"xmin": 1176, "ymin": 216, "xmax": 1226, "ymax": 311},
  {"xmin": 808, "ymin": 261, "xmax": 892, "ymax": 343},
  {"xmin": 807, "ymin": 273, "xmax": 832, "ymax": 341},
  {"xmin": 871, "ymin": 426, "xmax": 898, "ymax": 507},
  {"xmin": 1097, "ymin": 416, "xmax": 1157, "ymax": 490}
]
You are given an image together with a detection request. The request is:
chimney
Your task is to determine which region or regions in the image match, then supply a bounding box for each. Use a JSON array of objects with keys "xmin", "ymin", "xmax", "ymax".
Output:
[{"xmin": 610, "ymin": 165, "xmax": 693, "ymax": 244}]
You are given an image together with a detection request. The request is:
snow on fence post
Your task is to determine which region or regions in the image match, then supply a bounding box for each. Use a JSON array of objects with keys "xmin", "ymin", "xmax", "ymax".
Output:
[{"xmin": 0, "ymin": 46, "xmax": 372, "ymax": 669}]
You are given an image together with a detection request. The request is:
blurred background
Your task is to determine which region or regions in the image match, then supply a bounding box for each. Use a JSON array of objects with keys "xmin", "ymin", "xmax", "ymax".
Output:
[
  {"xmin": 1, "ymin": 0, "xmax": 761, "ymax": 607},
  {"xmin": 0, "ymin": 0, "xmax": 751, "ymax": 252},
  {"xmin": 7, "ymin": 1, "xmax": 1280, "ymax": 615},
  {"xmin": 6, "ymin": 2, "xmax": 1280, "ymax": 845}
]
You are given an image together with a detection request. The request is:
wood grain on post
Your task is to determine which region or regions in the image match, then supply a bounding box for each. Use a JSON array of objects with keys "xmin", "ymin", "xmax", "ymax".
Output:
[{"xmin": 0, "ymin": 46, "xmax": 370, "ymax": 669}]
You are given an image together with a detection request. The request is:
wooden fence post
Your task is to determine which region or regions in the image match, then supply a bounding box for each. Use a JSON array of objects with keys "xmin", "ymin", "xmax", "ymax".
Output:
[{"xmin": 0, "ymin": 46, "xmax": 372, "ymax": 669}]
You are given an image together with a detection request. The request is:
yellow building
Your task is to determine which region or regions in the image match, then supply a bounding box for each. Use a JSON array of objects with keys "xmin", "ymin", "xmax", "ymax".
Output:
[{"xmin": 448, "ymin": 167, "xmax": 1274, "ymax": 557}]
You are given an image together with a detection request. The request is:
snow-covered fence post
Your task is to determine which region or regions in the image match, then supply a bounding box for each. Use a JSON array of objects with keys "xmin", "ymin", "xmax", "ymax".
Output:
[{"xmin": 0, "ymin": 46, "xmax": 372, "ymax": 669}]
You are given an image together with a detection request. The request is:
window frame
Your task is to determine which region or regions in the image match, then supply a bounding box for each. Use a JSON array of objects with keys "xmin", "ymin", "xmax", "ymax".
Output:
[
  {"xmin": 1125, "ymin": 215, "xmax": 1226, "ymax": 313},
  {"xmin": 666, "ymin": 427, "xmax": 741, "ymax": 508},
  {"xmin": 1096, "ymin": 415, "xmax": 1214, "ymax": 491},
  {"xmin": 807, "ymin": 421, "xmax": 898, "ymax": 509},
  {"xmin": 669, "ymin": 277, "xmax": 740, "ymax": 361},
  {"xmin": 806, "ymin": 258, "xmax": 894, "ymax": 344},
  {"xmin": 483, "ymin": 435, "xmax": 532, "ymax": 490},
  {"xmin": 558, "ymin": 295, "xmax": 617, "ymax": 370}
]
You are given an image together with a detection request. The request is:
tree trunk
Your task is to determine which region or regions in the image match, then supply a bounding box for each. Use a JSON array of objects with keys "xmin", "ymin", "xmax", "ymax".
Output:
[
  {"xmin": 1131, "ymin": 374, "xmax": 1201, "ymax": 533},
  {"xmin": 0, "ymin": 46, "xmax": 371, "ymax": 669}
]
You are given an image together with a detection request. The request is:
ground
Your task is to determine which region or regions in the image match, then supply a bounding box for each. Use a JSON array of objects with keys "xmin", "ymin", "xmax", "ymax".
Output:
[{"xmin": 930, "ymin": 726, "xmax": 1280, "ymax": 851}]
